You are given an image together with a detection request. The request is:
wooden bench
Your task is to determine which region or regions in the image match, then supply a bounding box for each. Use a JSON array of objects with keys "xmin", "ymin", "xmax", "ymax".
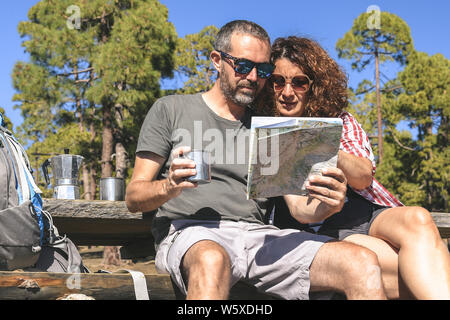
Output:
[
  {"xmin": 0, "ymin": 199, "xmax": 448, "ymax": 300},
  {"xmin": 43, "ymin": 199, "xmax": 450, "ymax": 250}
]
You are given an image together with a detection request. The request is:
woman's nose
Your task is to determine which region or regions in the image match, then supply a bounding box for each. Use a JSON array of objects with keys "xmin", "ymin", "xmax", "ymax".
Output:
[{"xmin": 282, "ymin": 82, "xmax": 295, "ymax": 97}]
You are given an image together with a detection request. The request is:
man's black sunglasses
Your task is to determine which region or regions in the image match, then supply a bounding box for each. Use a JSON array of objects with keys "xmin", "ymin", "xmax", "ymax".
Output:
[{"xmin": 217, "ymin": 50, "xmax": 275, "ymax": 79}]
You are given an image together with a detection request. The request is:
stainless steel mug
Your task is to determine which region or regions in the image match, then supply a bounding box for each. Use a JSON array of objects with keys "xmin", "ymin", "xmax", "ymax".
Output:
[
  {"xmin": 99, "ymin": 177, "xmax": 125, "ymax": 201},
  {"xmin": 180, "ymin": 150, "xmax": 211, "ymax": 184}
]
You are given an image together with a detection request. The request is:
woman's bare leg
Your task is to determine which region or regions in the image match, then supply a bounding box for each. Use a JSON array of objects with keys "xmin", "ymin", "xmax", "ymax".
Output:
[{"xmin": 368, "ymin": 206, "xmax": 450, "ymax": 299}]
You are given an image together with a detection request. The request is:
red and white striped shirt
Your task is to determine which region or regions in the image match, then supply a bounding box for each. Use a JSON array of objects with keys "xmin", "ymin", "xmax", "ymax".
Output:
[{"xmin": 339, "ymin": 111, "xmax": 403, "ymax": 207}]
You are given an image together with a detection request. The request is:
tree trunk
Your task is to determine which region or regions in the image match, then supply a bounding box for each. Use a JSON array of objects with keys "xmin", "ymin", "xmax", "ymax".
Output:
[
  {"xmin": 82, "ymin": 165, "xmax": 92, "ymax": 200},
  {"xmin": 101, "ymin": 103, "xmax": 121, "ymax": 267},
  {"xmin": 114, "ymin": 99, "xmax": 127, "ymax": 179},
  {"xmin": 89, "ymin": 103, "xmax": 97, "ymax": 200},
  {"xmin": 99, "ymin": 10, "xmax": 121, "ymax": 267},
  {"xmin": 101, "ymin": 103, "xmax": 114, "ymax": 178},
  {"xmin": 74, "ymin": 63, "xmax": 91, "ymax": 200},
  {"xmin": 375, "ymin": 50, "xmax": 383, "ymax": 163},
  {"xmin": 102, "ymin": 245, "xmax": 122, "ymax": 267}
]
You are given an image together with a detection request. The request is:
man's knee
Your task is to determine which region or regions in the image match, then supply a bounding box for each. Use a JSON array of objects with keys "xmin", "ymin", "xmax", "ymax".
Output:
[
  {"xmin": 183, "ymin": 240, "xmax": 231, "ymax": 275},
  {"xmin": 314, "ymin": 241, "xmax": 382, "ymax": 283}
]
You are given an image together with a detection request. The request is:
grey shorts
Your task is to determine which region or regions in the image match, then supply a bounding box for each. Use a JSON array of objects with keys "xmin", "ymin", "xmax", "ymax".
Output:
[{"xmin": 154, "ymin": 219, "xmax": 332, "ymax": 300}]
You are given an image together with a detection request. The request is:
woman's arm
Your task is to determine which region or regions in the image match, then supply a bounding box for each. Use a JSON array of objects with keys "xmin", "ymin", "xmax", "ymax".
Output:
[
  {"xmin": 337, "ymin": 150, "xmax": 373, "ymax": 190},
  {"xmin": 339, "ymin": 112, "xmax": 376, "ymax": 190}
]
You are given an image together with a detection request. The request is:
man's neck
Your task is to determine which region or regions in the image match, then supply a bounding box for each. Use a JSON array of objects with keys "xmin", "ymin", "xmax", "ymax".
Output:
[{"xmin": 202, "ymin": 82, "xmax": 247, "ymax": 122}]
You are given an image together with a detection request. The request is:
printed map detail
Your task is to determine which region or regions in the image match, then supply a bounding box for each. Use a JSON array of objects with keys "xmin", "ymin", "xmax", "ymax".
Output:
[{"xmin": 247, "ymin": 117, "xmax": 343, "ymax": 199}]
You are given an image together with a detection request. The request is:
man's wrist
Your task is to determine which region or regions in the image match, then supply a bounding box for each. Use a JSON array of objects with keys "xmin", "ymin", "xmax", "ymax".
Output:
[{"xmin": 162, "ymin": 178, "xmax": 173, "ymax": 197}]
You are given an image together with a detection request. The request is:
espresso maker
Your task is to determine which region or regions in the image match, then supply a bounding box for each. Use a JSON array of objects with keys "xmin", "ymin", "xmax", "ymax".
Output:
[{"xmin": 42, "ymin": 149, "xmax": 84, "ymax": 199}]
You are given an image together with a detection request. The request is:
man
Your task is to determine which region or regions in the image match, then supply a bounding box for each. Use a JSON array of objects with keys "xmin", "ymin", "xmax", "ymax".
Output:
[{"xmin": 126, "ymin": 20, "xmax": 387, "ymax": 300}]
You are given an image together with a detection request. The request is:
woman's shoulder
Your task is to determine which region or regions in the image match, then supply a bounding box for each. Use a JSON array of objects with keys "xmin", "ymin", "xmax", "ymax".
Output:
[{"xmin": 338, "ymin": 111, "xmax": 363, "ymax": 127}]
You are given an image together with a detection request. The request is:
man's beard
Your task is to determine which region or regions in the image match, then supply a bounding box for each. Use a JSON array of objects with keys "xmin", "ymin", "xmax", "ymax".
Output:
[{"xmin": 219, "ymin": 70, "xmax": 260, "ymax": 107}]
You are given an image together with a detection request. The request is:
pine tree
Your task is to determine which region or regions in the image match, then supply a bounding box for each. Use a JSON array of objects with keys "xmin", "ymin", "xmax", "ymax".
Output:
[
  {"xmin": 12, "ymin": 0, "xmax": 178, "ymax": 266},
  {"xmin": 174, "ymin": 25, "xmax": 218, "ymax": 94},
  {"xmin": 389, "ymin": 52, "xmax": 449, "ymax": 211},
  {"xmin": 336, "ymin": 11, "xmax": 414, "ymax": 162}
]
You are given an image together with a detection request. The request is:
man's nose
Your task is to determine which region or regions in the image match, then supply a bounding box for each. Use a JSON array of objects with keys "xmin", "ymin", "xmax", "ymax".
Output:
[{"xmin": 246, "ymin": 66, "xmax": 258, "ymax": 82}]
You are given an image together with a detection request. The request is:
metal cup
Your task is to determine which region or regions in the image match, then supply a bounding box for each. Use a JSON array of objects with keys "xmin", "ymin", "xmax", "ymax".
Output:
[
  {"xmin": 180, "ymin": 150, "xmax": 211, "ymax": 184},
  {"xmin": 99, "ymin": 177, "xmax": 125, "ymax": 201}
]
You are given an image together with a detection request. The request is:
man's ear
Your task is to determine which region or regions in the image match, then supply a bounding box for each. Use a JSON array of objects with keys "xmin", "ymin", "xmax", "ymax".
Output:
[{"xmin": 210, "ymin": 50, "xmax": 222, "ymax": 73}]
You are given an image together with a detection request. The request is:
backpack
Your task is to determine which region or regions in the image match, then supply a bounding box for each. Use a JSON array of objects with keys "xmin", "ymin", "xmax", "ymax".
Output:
[{"xmin": 0, "ymin": 112, "xmax": 88, "ymax": 273}]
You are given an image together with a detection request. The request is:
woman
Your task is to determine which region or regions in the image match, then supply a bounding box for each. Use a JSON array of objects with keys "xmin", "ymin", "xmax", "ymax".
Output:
[{"xmin": 259, "ymin": 36, "xmax": 450, "ymax": 299}]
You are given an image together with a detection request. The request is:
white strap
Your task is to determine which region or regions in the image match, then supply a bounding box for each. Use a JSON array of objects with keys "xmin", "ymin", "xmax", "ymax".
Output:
[
  {"xmin": 116, "ymin": 269, "xmax": 150, "ymax": 300},
  {"xmin": 7, "ymin": 136, "xmax": 42, "ymax": 195},
  {"xmin": 7, "ymin": 137, "xmax": 30, "ymax": 201}
]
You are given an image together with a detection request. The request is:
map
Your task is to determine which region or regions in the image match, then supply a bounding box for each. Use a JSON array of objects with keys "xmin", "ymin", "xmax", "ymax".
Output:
[{"xmin": 247, "ymin": 117, "xmax": 343, "ymax": 199}]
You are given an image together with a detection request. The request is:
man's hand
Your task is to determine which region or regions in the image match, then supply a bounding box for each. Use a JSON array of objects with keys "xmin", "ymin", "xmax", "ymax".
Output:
[
  {"xmin": 165, "ymin": 146, "xmax": 198, "ymax": 198},
  {"xmin": 125, "ymin": 146, "xmax": 198, "ymax": 213}
]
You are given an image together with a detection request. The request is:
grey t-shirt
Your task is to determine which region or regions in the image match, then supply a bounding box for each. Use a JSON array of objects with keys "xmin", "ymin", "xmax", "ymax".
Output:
[{"xmin": 136, "ymin": 93, "xmax": 269, "ymax": 243}]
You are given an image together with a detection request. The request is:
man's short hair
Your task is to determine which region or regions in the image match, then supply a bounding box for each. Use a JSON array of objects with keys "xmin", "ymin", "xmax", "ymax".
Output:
[{"xmin": 214, "ymin": 20, "xmax": 270, "ymax": 52}]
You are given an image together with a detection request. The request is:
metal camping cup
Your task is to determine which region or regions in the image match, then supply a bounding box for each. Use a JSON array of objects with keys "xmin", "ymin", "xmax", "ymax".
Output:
[
  {"xmin": 99, "ymin": 177, "xmax": 125, "ymax": 201},
  {"xmin": 179, "ymin": 150, "xmax": 211, "ymax": 184}
]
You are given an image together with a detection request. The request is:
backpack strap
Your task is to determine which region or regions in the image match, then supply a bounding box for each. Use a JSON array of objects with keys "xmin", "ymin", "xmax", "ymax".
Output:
[
  {"xmin": 98, "ymin": 269, "xmax": 150, "ymax": 300},
  {"xmin": 114, "ymin": 269, "xmax": 150, "ymax": 300},
  {"xmin": 0, "ymin": 126, "xmax": 45, "ymax": 244}
]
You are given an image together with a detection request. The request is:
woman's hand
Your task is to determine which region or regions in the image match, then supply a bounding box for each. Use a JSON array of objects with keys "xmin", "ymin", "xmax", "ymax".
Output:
[{"xmin": 306, "ymin": 167, "xmax": 347, "ymax": 214}]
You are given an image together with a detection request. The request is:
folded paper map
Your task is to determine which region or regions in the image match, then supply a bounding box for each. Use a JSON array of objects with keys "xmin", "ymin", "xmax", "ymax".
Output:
[{"xmin": 246, "ymin": 117, "xmax": 343, "ymax": 199}]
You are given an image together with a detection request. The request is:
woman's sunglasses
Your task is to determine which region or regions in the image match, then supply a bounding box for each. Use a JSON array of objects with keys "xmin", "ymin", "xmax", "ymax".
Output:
[
  {"xmin": 270, "ymin": 74, "xmax": 313, "ymax": 93},
  {"xmin": 217, "ymin": 50, "xmax": 275, "ymax": 79}
]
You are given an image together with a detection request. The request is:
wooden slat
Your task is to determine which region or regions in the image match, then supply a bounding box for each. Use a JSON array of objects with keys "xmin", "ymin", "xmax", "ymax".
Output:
[
  {"xmin": 44, "ymin": 199, "xmax": 450, "ymax": 241},
  {"xmin": 0, "ymin": 271, "xmax": 272, "ymax": 300},
  {"xmin": 43, "ymin": 198, "xmax": 144, "ymax": 220},
  {"xmin": 44, "ymin": 199, "xmax": 154, "ymax": 246},
  {"xmin": 432, "ymin": 212, "xmax": 450, "ymax": 238},
  {"xmin": 51, "ymin": 217, "xmax": 153, "ymax": 246},
  {"xmin": 0, "ymin": 271, "xmax": 175, "ymax": 300}
]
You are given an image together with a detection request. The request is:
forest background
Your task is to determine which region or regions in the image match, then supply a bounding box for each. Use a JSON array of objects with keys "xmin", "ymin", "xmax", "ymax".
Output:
[{"xmin": 0, "ymin": 0, "xmax": 448, "ymax": 212}]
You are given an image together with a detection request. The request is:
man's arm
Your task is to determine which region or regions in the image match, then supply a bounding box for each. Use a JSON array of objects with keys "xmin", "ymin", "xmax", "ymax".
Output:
[
  {"xmin": 125, "ymin": 146, "xmax": 197, "ymax": 213},
  {"xmin": 283, "ymin": 167, "xmax": 347, "ymax": 224},
  {"xmin": 337, "ymin": 150, "xmax": 373, "ymax": 190}
]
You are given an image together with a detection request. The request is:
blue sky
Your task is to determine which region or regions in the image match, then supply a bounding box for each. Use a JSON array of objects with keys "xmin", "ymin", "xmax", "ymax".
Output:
[{"xmin": 1, "ymin": 0, "xmax": 449, "ymax": 131}]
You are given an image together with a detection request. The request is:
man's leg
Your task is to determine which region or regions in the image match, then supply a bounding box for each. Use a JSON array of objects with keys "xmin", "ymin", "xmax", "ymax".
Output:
[
  {"xmin": 181, "ymin": 240, "xmax": 232, "ymax": 300},
  {"xmin": 344, "ymin": 233, "xmax": 414, "ymax": 299},
  {"xmin": 309, "ymin": 241, "xmax": 387, "ymax": 299}
]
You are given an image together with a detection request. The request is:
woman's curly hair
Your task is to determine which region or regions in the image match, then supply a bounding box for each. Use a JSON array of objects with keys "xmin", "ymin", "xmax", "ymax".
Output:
[{"xmin": 255, "ymin": 36, "xmax": 349, "ymax": 117}]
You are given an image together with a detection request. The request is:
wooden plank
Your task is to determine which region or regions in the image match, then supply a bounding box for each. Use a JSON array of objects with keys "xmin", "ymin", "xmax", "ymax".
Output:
[
  {"xmin": 43, "ymin": 199, "xmax": 449, "ymax": 254},
  {"xmin": 43, "ymin": 199, "xmax": 154, "ymax": 246},
  {"xmin": 432, "ymin": 212, "xmax": 450, "ymax": 238},
  {"xmin": 52, "ymin": 217, "xmax": 154, "ymax": 246},
  {"xmin": 0, "ymin": 271, "xmax": 175, "ymax": 300},
  {"xmin": 43, "ymin": 199, "xmax": 145, "ymax": 220},
  {"xmin": 0, "ymin": 271, "xmax": 273, "ymax": 300},
  {"xmin": 44, "ymin": 199, "xmax": 450, "ymax": 239}
]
